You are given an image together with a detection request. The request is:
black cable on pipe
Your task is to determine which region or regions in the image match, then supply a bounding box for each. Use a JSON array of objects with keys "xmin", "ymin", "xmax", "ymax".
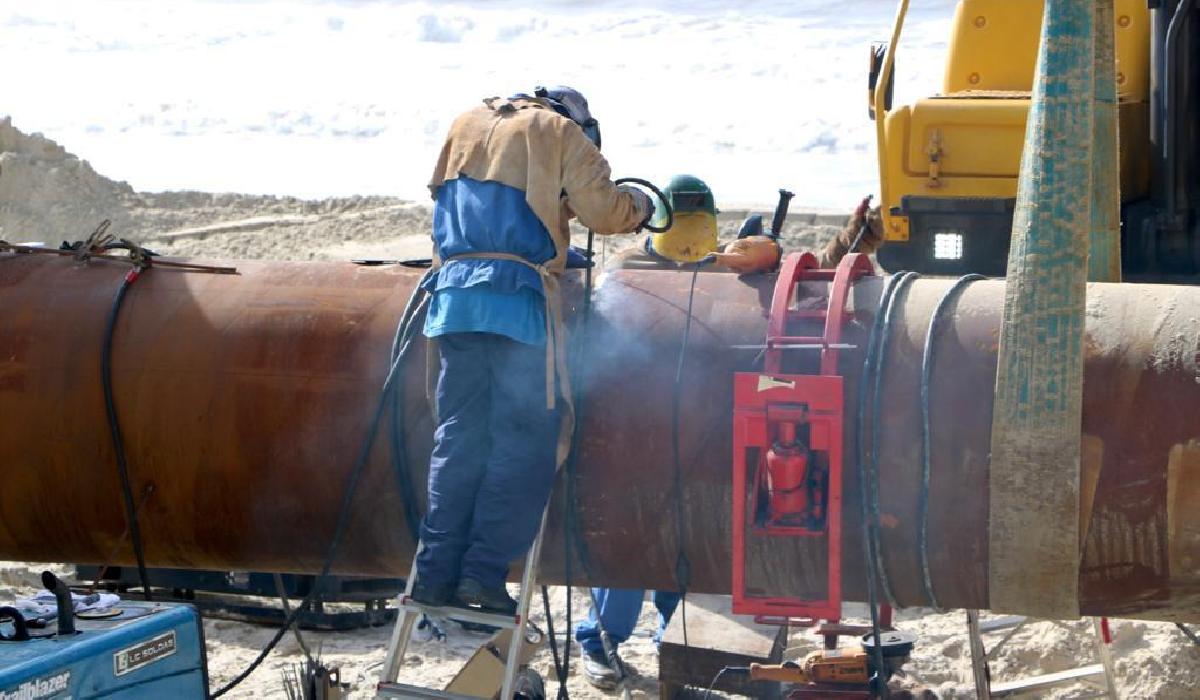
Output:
[
  {"xmin": 540, "ymin": 585, "xmax": 569, "ymax": 698},
  {"xmin": 101, "ymin": 266, "xmax": 154, "ymax": 602},
  {"xmin": 1177, "ymin": 622, "xmax": 1200, "ymax": 648},
  {"xmin": 670, "ymin": 257, "xmax": 715, "ymax": 654},
  {"xmin": 855, "ymin": 273, "xmax": 901, "ymax": 698},
  {"xmin": 388, "ymin": 271, "xmax": 435, "ymax": 544},
  {"xmin": 542, "ymin": 189, "xmax": 676, "ymax": 697},
  {"xmin": 855, "ymin": 271, "xmax": 914, "ymax": 699},
  {"xmin": 272, "ymin": 572, "xmax": 313, "ymax": 664},
  {"xmin": 211, "ymin": 293, "xmax": 429, "ymax": 699},
  {"xmin": 543, "ymin": 227, "xmax": 604, "ymax": 700},
  {"xmin": 868, "ymin": 271, "xmax": 919, "ymax": 610},
  {"xmin": 918, "ymin": 274, "xmax": 984, "ymax": 609},
  {"xmin": 703, "ymin": 666, "xmax": 745, "ymax": 700}
]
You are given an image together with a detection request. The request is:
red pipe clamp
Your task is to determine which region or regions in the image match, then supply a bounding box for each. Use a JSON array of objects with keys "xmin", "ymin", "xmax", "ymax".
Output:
[{"xmin": 732, "ymin": 252, "xmax": 875, "ymax": 625}]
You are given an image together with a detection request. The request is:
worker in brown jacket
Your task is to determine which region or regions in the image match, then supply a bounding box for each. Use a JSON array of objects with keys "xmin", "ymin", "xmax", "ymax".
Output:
[{"xmin": 412, "ymin": 87, "xmax": 653, "ymax": 614}]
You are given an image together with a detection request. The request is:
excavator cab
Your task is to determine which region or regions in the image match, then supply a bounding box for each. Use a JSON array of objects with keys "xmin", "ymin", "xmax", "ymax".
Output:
[{"xmin": 870, "ymin": 0, "xmax": 1198, "ymax": 279}]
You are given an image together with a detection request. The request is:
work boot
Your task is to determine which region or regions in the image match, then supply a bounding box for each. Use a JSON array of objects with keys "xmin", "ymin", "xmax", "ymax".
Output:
[
  {"xmin": 455, "ymin": 578, "xmax": 518, "ymax": 615},
  {"xmin": 410, "ymin": 579, "xmax": 455, "ymax": 607},
  {"xmin": 582, "ymin": 650, "xmax": 620, "ymax": 690}
]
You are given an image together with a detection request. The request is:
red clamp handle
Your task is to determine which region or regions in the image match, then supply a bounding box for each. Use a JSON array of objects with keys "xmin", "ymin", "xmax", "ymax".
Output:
[{"xmin": 764, "ymin": 252, "xmax": 874, "ymax": 376}]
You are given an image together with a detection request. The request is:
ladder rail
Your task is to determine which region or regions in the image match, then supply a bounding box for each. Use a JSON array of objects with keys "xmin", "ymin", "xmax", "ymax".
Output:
[
  {"xmin": 500, "ymin": 507, "xmax": 550, "ymax": 700},
  {"xmin": 380, "ymin": 546, "xmax": 423, "ymax": 684},
  {"xmin": 966, "ymin": 610, "xmax": 992, "ymax": 700},
  {"xmin": 379, "ymin": 505, "xmax": 551, "ymax": 699}
]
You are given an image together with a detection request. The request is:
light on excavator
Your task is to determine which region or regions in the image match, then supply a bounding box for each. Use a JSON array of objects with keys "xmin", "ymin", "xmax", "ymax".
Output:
[{"xmin": 933, "ymin": 232, "xmax": 964, "ymax": 260}]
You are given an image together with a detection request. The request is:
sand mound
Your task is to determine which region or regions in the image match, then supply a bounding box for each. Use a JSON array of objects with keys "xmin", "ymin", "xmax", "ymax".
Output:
[{"xmin": 0, "ymin": 118, "xmax": 133, "ymax": 244}]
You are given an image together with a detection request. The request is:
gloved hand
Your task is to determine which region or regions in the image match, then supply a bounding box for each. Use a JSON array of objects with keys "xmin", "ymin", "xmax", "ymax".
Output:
[
  {"xmin": 712, "ymin": 236, "xmax": 782, "ymax": 274},
  {"xmin": 819, "ymin": 198, "xmax": 883, "ymax": 268},
  {"xmin": 618, "ymin": 185, "xmax": 655, "ymax": 229}
]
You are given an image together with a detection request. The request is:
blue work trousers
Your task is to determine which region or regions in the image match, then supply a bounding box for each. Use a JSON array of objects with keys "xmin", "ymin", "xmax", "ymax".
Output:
[
  {"xmin": 416, "ymin": 332, "xmax": 560, "ymax": 589},
  {"xmin": 574, "ymin": 589, "xmax": 682, "ymax": 656}
]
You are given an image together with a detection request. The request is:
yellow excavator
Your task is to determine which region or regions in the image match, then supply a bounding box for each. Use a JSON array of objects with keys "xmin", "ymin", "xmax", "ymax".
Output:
[{"xmin": 870, "ymin": 0, "xmax": 1197, "ymax": 278}]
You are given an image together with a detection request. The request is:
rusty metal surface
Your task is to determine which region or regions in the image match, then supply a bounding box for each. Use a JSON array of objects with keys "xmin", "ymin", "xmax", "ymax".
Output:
[{"xmin": 2, "ymin": 254, "xmax": 1200, "ymax": 620}]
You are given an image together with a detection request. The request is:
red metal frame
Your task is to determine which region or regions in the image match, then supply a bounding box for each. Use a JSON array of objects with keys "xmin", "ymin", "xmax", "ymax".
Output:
[
  {"xmin": 765, "ymin": 252, "xmax": 874, "ymax": 377},
  {"xmin": 733, "ymin": 253, "xmax": 875, "ymax": 625}
]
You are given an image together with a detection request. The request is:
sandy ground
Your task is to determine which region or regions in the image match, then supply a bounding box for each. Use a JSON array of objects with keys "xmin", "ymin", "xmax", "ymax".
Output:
[
  {"xmin": 4, "ymin": 124, "xmax": 1200, "ymax": 699},
  {"xmin": 4, "ymin": 558, "xmax": 1200, "ymax": 699}
]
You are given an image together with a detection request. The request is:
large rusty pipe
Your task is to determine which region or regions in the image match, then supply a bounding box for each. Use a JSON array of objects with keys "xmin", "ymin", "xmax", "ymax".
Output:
[{"xmin": 2, "ymin": 254, "xmax": 1199, "ymax": 621}]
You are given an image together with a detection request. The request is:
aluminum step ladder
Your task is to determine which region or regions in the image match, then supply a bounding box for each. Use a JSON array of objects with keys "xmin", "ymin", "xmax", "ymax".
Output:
[
  {"xmin": 377, "ymin": 508, "xmax": 550, "ymax": 699},
  {"xmin": 966, "ymin": 611, "xmax": 1118, "ymax": 699}
]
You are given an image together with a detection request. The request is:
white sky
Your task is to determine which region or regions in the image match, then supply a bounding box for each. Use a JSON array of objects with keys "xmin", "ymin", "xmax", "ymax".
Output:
[{"xmin": 2, "ymin": 0, "xmax": 955, "ymax": 207}]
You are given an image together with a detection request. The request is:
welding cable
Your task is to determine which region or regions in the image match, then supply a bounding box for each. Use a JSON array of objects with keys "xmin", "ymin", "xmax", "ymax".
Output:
[
  {"xmin": 854, "ymin": 272, "xmax": 903, "ymax": 696},
  {"xmin": 671, "ymin": 255, "xmax": 718, "ymax": 656},
  {"xmin": 614, "ymin": 177, "xmax": 673, "ymax": 233},
  {"xmin": 544, "ymin": 227, "xmax": 600, "ymax": 700},
  {"xmin": 101, "ymin": 265, "xmax": 154, "ymax": 602},
  {"xmin": 855, "ymin": 270, "xmax": 914, "ymax": 698},
  {"xmin": 867, "ymin": 271, "xmax": 919, "ymax": 610},
  {"xmin": 540, "ymin": 586, "xmax": 569, "ymax": 698},
  {"xmin": 388, "ymin": 271, "xmax": 435, "ymax": 544},
  {"xmin": 917, "ymin": 274, "xmax": 985, "ymax": 609},
  {"xmin": 1177, "ymin": 623, "xmax": 1200, "ymax": 648},
  {"xmin": 211, "ymin": 291, "xmax": 427, "ymax": 699},
  {"xmin": 702, "ymin": 666, "xmax": 748, "ymax": 700},
  {"xmin": 550, "ymin": 189, "xmax": 674, "ymax": 698},
  {"xmin": 272, "ymin": 572, "xmax": 313, "ymax": 664}
]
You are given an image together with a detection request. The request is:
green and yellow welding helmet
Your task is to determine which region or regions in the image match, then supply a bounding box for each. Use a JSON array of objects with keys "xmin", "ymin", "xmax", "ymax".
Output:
[{"xmin": 646, "ymin": 174, "xmax": 719, "ymax": 263}]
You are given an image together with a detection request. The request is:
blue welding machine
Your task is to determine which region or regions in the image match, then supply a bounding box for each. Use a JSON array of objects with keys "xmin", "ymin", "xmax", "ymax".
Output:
[{"xmin": 0, "ymin": 573, "xmax": 207, "ymax": 699}]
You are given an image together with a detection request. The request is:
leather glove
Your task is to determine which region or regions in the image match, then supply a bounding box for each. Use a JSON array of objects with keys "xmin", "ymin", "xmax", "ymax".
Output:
[
  {"xmin": 712, "ymin": 236, "xmax": 782, "ymax": 274},
  {"xmin": 618, "ymin": 185, "xmax": 655, "ymax": 229}
]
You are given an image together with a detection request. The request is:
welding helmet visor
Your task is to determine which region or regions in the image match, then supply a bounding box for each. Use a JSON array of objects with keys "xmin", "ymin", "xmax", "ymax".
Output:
[{"xmin": 535, "ymin": 85, "xmax": 602, "ymax": 150}]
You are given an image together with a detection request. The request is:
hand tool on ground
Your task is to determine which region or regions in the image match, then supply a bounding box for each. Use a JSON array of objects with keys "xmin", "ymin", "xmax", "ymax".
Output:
[{"xmin": 730, "ymin": 630, "xmax": 916, "ymax": 699}]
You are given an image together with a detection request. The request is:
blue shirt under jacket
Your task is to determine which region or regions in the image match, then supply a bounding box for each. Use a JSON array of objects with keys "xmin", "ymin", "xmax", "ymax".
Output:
[{"xmin": 422, "ymin": 176, "xmax": 555, "ymax": 346}]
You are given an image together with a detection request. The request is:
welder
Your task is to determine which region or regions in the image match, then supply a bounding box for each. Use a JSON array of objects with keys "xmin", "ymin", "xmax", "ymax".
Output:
[
  {"xmin": 643, "ymin": 174, "xmax": 720, "ymax": 263},
  {"xmin": 575, "ymin": 589, "xmax": 680, "ymax": 689},
  {"xmin": 642, "ymin": 173, "xmax": 783, "ymax": 274},
  {"xmin": 411, "ymin": 87, "xmax": 654, "ymax": 614}
]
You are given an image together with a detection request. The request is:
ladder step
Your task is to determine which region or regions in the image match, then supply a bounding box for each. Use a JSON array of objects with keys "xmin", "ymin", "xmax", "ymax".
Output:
[
  {"xmin": 399, "ymin": 597, "xmax": 520, "ymax": 630},
  {"xmin": 978, "ymin": 615, "xmax": 1028, "ymax": 634},
  {"xmin": 990, "ymin": 664, "xmax": 1105, "ymax": 697},
  {"xmin": 376, "ymin": 681, "xmax": 484, "ymax": 699}
]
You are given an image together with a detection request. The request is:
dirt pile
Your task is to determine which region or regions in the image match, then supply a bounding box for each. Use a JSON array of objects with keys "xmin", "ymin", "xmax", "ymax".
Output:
[{"xmin": 0, "ymin": 118, "xmax": 133, "ymax": 243}]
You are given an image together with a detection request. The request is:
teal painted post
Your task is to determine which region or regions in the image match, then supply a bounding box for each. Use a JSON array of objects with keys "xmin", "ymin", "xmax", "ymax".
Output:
[
  {"xmin": 1091, "ymin": 0, "xmax": 1122, "ymax": 282},
  {"xmin": 989, "ymin": 0, "xmax": 1094, "ymax": 618}
]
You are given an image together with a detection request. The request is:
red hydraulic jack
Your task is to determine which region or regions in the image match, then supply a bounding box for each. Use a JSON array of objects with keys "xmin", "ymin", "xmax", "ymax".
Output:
[{"xmin": 732, "ymin": 252, "xmax": 896, "ymax": 697}]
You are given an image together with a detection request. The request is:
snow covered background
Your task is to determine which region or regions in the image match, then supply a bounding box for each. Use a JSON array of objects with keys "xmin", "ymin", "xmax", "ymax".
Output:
[{"xmin": 2, "ymin": 0, "xmax": 955, "ymax": 208}]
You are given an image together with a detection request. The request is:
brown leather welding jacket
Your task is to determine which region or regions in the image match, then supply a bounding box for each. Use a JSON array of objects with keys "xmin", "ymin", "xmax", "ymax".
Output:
[
  {"xmin": 426, "ymin": 96, "xmax": 647, "ymax": 466},
  {"xmin": 428, "ymin": 96, "xmax": 647, "ymax": 271}
]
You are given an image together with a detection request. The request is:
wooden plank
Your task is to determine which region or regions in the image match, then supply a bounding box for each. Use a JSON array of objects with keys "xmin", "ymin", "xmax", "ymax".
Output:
[
  {"xmin": 659, "ymin": 594, "xmax": 785, "ymax": 699},
  {"xmin": 989, "ymin": 0, "xmax": 1094, "ymax": 619}
]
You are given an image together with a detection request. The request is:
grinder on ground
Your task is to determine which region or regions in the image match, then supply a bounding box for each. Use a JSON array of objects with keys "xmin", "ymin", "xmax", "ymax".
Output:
[{"xmin": 736, "ymin": 630, "xmax": 917, "ymax": 698}]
